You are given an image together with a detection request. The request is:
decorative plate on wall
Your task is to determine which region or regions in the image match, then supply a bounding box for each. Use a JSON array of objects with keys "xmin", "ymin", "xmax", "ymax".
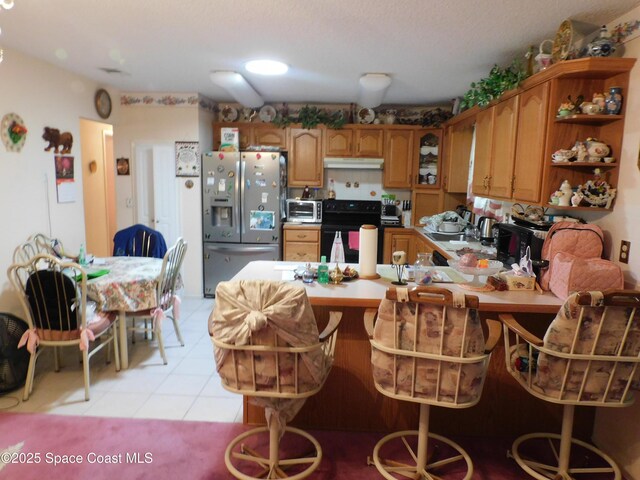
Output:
[
  {"xmin": 1, "ymin": 113, "xmax": 28, "ymax": 153},
  {"xmin": 94, "ymin": 89, "xmax": 112, "ymax": 119}
]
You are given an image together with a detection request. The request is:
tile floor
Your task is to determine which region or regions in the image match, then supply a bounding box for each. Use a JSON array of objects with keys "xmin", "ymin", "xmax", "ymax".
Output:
[{"xmin": 0, "ymin": 297, "xmax": 244, "ymax": 423}]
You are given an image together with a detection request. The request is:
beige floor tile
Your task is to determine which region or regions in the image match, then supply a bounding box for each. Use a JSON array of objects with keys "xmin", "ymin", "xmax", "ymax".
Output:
[
  {"xmin": 172, "ymin": 356, "xmax": 217, "ymax": 376},
  {"xmin": 9, "ymin": 297, "xmax": 243, "ymax": 422},
  {"xmin": 133, "ymin": 394, "xmax": 196, "ymax": 420},
  {"xmin": 198, "ymin": 377, "xmax": 237, "ymax": 398},
  {"xmin": 108, "ymin": 372, "xmax": 169, "ymax": 394},
  {"xmin": 155, "ymin": 374, "xmax": 210, "ymax": 396},
  {"xmin": 83, "ymin": 391, "xmax": 151, "ymax": 418},
  {"xmin": 183, "ymin": 396, "xmax": 241, "ymax": 423}
]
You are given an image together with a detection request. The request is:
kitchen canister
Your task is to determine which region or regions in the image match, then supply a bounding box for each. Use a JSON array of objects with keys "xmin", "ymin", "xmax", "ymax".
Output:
[
  {"xmin": 605, "ymin": 86, "xmax": 622, "ymax": 115},
  {"xmin": 358, "ymin": 225, "xmax": 380, "ymax": 279}
]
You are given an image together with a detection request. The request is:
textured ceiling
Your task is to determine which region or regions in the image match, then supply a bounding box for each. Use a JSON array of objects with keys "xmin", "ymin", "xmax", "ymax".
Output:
[{"xmin": 1, "ymin": 0, "xmax": 638, "ymax": 106}]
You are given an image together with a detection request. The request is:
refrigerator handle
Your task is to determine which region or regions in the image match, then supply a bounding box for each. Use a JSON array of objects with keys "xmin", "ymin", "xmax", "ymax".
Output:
[
  {"xmin": 205, "ymin": 244, "xmax": 278, "ymax": 254},
  {"xmin": 235, "ymin": 159, "xmax": 241, "ymax": 237}
]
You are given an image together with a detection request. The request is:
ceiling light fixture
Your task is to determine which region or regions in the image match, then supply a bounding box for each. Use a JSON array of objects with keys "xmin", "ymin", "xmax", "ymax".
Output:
[
  {"xmin": 245, "ymin": 59, "xmax": 288, "ymax": 76},
  {"xmin": 0, "ymin": 0, "xmax": 14, "ymax": 10},
  {"xmin": 357, "ymin": 73, "xmax": 392, "ymax": 108},
  {"xmin": 210, "ymin": 71, "xmax": 264, "ymax": 108}
]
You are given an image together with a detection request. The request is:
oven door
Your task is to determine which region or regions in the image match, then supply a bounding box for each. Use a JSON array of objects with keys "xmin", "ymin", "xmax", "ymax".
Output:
[{"xmin": 321, "ymin": 225, "xmax": 384, "ymax": 264}]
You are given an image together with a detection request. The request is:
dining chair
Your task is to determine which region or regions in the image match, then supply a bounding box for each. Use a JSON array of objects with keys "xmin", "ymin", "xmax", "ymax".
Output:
[
  {"xmin": 13, "ymin": 233, "xmax": 70, "ymax": 264},
  {"xmin": 113, "ymin": 224, "xmax": 167, "ymax": 258},
  {"xmin": 499, "ymin": 290, "xmax": 640, "ymax": 480},
  {"xmin": 210, "ymin": 279, "xmax": 342, "ymax": 480},
  {"xmin": 126, "ymin": 237, "xmax": 187, "ymax": 364},
  {"xmin": 8, "ymin": 253, "xmax": 120, "ymax": 401},
  {"xmin": 364, "ymin": 285, "xmax": 501, "ymax": 480}
]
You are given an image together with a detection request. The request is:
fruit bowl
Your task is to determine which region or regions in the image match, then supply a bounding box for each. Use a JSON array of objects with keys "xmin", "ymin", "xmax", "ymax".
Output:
[{"xmin": 447, "ymin": 259, "xmax": 504, "ymax": 291}]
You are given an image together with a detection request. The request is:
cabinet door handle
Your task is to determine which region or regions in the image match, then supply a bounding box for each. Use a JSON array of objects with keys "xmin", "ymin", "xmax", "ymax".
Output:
[{"xmin": 511, "ymin": 176, "xmax": 516, "ymax": 193}]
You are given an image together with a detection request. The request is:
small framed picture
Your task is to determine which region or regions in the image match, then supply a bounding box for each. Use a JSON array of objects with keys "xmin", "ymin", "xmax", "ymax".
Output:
[
  {"xmin": 176, "ymin": 141, "xmax": 200, "ymax": 177},
  {"xmin": 116, "ymin": 157, "xmax": 130, "ymax": 176}
]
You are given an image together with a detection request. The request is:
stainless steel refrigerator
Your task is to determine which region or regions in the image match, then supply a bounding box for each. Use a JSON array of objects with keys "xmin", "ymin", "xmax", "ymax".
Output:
[{"xmin": 202, "ymin": 150, "xmax": 286, "ymax": 296}]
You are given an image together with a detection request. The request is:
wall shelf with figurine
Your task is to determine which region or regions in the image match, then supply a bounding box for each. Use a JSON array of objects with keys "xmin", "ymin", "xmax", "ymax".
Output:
[
  {"xmin": 553, "ymin": 114, "xmax": 623, "ymax": 125},
  {"xmin": 549, "ymin": 161, "xmax": 616, "ymax": 167},
  {"xmin": 541, "ymin": 57, "xmax": 634, "ymax": 212}
]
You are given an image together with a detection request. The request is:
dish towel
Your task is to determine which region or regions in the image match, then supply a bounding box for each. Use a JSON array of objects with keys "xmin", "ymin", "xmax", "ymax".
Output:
[{"xmin": 348, "ymin": 231, "xmax": 360, "ymax": 250}]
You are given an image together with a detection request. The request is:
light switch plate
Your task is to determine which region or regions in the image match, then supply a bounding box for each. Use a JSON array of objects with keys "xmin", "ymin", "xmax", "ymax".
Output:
[{"xmin": 619, "ymin": 240, "xmax": 631, "ymax": 264}]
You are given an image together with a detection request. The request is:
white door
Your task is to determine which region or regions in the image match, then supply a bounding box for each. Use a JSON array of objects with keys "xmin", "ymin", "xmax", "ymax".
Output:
[{"xmin": 134, "ymin": 144, "xmax": 178, "ymax": 247}]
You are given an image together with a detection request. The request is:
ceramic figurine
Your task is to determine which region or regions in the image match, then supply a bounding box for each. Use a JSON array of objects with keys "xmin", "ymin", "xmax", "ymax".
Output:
[
  {"xmin": 592, "ymin": 93, "xmax": 606, "ymax": 110},
  {"xmin": 571, "ymin": 191, "xmax": 584, "ymax": 207},
  {"xmin": 586, "ymin": 26, "xmax": 616, "ymax": 57},
  {"xmin": 558, "ymin": 180, "xmax": 572, "ymax": 206},
  {"xmin": 605, "ymin": 86, "xmax": 623, "ymax": 115},
  {"xmin": 571, "ymin": 141, "xmax": 588, "ymax": 163}
]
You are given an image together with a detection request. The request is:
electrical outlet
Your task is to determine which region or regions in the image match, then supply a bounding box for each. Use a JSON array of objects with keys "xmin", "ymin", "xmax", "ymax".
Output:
[{"xmin": 619, "ymin": 240, "xmax": 631, "ymax": 264}]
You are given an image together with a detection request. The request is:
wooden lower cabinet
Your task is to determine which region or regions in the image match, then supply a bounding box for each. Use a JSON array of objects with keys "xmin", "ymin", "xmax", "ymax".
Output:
[
  {"xmin": 383, "ymin": 229, "xmax": 447, "ymax": 265},
  {"xmin": 283, "ymin": 225, "xmax": 320, "ymax": 262},
  {"xmin": 383, "ymin": 229, "xmax": 415, "ymax": 265},
  {"xmin": 244, "ymin": 308, "xmax": 594, "ymax": 438}
]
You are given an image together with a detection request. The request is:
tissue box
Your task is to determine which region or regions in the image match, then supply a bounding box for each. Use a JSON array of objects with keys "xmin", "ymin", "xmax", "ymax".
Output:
[
  {"xmin": 499, "ymin": 271, "xmax": 536, "ymax": 290},
  {"xmin": 220, "ymin": 128, "xmax": 239, "ymax": 152}
]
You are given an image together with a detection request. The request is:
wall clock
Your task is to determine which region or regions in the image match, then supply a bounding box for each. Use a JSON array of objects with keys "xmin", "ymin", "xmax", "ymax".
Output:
[
  {"xmin": 175, "ymin": 141, "xmax": 200, "ymax": 177},
  {"xmin": 94, "ymin": 88, "xmax": 112, "ymax": 119}
]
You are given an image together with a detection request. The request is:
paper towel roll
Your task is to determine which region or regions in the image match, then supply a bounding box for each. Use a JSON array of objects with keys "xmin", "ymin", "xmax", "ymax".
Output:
[{"xmin": 358, "ymin": 225, "xmax": 380, "ymax": 279}]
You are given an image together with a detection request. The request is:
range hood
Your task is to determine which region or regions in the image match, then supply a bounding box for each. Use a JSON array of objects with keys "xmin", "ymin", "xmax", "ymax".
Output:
[{"xmin": 323, "ymin": 157, "xmax": 384, "ymax": 169}]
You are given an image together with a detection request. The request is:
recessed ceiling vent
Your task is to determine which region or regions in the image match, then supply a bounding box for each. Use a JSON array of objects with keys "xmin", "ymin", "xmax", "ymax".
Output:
[{"xmin": 99, "ymin": 67, "xmax": 125, "ymax": 74}]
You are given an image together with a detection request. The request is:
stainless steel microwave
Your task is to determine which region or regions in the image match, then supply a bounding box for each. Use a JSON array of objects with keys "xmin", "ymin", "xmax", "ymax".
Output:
[{"xmin": 285, "ymin": 199, "xmax": 322, "ymax": 223}]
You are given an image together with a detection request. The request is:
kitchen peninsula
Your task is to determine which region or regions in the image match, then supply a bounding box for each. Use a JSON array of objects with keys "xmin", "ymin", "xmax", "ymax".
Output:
[{"xmin": 226, "ymin": 261, "xmax": 589, "ymax": 439}]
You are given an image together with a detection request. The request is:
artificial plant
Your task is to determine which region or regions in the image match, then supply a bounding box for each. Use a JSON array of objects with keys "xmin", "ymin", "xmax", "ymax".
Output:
[
  {"xmin": 460, "ymin": 59, "xmax": 529, "ymax": 110},
  {"xmin": 272, "ymin": 105, "xmax": 347, "ymax": 130}
]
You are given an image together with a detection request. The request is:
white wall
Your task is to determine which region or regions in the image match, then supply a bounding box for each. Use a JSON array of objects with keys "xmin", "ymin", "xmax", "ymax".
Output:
[
  {"xmin": 0, "ymin": 48, "xmax": 110, "ymax": 315},
  {"xmin": 591, "ymin": 8, "xmax": 640, "ymax": 478},
  {"xmin": 114, "ymin": 102, "xmax": 214, "ymax": 297}
]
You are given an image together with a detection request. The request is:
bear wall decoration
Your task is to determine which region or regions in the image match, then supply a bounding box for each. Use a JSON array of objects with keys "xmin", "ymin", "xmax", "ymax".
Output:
[{"xmin": 42, "ymin": 127, "xmax": 73, "ymax": 154}]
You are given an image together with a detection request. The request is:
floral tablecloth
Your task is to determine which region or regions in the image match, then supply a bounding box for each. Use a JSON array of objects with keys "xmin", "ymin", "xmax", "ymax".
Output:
[{"xmin": 86, "ymin": 256, "xmax": 164, "ymax": 313}]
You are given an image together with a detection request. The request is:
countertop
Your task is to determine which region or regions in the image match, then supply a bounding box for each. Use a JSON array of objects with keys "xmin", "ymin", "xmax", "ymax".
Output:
[
  {"xmin": 413, "ymin": 227, "xmax": 496, "ymax": 261},
  {"xmin": 232, "ymin": 260, "xmax": 562, "ymax": 313}
]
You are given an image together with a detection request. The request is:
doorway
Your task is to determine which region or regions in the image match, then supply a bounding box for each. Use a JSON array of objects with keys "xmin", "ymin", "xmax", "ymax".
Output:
[
  {"xmin": 80, "ymin": 119, "xmax": 116, "ymax": 257},
  {"xmin": 133, "ymin": 143, "xmax": 179, "ymax": 247}
]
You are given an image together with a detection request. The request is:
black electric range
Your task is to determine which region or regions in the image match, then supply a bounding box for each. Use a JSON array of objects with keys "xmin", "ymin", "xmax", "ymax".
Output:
[{"xmin": 320, "ymin": 199, "xmax": 384, "ymax": 264}]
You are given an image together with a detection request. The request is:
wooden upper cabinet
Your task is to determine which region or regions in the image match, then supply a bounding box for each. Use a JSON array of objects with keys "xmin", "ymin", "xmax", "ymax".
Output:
[
  {"xmin": 471, "ymin": 107, "xmax": 494, "ymax": 196},
  {"xmin": 489, "ymin": 95, "xmax": 519, "ymax": 199},
  {"xmin": 213, "ymin": 122, "xmax": 286, "ymax": 150},
  {"xmin": 253, "ymin": 127, "xmax": 287, "ymax": 149},
  {"xmin": 355, "ymin": 128, "xmax": 384, "ymax": 156},
  {"xmin": 325, "ymin": 128, "xmax": 354, "ymax": 156},
  {"xmin": 288, "ymin": 128, "xmax": 324, "ymax": 187},
  {"xmin": 383, "ymin": 129, "xmax": 413, "ymax": 189},
  {"xmin": 442, "ymin": 117, "xmax": 474, "ymax": 193},
  {"xmin": 513, "ymin": 82, "xmax": 549, "ymax": 203}
]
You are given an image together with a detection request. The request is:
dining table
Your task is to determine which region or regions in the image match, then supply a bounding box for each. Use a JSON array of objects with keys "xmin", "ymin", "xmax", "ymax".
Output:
[{"xmin": 85, "ymin": 256, "xmax": 164, "ymax": 369}]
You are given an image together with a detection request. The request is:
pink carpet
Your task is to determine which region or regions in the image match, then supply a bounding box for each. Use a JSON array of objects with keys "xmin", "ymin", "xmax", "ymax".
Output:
[{"xmin": 0, "ymin": 412, "xmax": 547, "ymax": 479}]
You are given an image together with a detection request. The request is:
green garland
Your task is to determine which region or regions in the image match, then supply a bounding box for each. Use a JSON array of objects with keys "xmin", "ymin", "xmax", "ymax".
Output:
[
  {"xmin": 460, "ymin": 59, "xmax": 529, "ymax": 110},
  {"xmin": 272, "ymin": 105, "xmax": 347, "ymax": 130}
]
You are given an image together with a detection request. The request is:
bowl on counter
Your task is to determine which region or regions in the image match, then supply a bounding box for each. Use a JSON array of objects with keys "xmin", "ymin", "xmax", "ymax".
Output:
[{"xmin": 438, "ymin": 221, "xmax": 463, "ymax": 233}]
